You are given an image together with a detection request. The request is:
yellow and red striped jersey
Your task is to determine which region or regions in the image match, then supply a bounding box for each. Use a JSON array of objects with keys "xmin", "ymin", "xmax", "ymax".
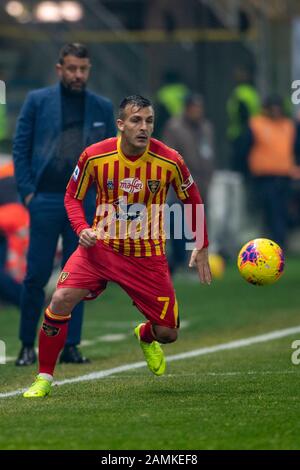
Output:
[{"xmin": 66, "ymin": 136, "xmax": 203, "ymax": 257}]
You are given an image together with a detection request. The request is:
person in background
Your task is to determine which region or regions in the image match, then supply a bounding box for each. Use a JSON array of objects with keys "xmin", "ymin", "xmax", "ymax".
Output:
[
  {"xmin": 162, "ymin": 93, "xmax": 215, "ymax": 272},
  {"xmin": 227, "ymin": 65, "xmax": 261, "ymax": 174},
  {"xmin": 209, "ymin": 65, "xmax": 261, "ymax": 261},
  {"xmin": 242, "ymin": 94, "xmax": 299, "ymax": 249},
  {"xmin": 155, "ymin": 70, "xmax": 189, "ymax": 138},
  {"xmin": 290, "ymin": 109, "xmax": 300, "ymax": 228},
  {"xmin": 0, "ymin": 161, "xmax": 28, "ymax": 307},
  {"xmin": 13, "ymin": 43, "xmax": 116, "ymax": 366}
]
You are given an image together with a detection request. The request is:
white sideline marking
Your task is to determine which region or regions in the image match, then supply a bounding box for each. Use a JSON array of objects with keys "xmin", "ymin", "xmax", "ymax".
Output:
[
  {"xmin": 1, "ymin": 324, "xmax": 300, "ymax": 399},
  {"xmin": 81, "ymin": 334, "xmax": 127, "ymax": 346},
  {"xmin": 73, "ymin": 370, "xmax": 297, "ymax": 379}
]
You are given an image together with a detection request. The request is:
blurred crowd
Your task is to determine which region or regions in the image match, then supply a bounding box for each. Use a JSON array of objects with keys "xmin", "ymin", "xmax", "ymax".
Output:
[
  {"xmin": 154, "ymin": 65, "xmax": 300, "ymax": 271},
  {"xmin": 0, "ymin": 161, "xmax": 28, "ymax": 307},
  {"xmin": 1, "ymin": 63, "xmax": 300, "ymax": 308}
]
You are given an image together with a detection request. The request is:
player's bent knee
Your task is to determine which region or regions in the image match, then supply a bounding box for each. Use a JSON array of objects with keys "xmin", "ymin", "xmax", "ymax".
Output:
[
  {"xmin": 153, "ymin": 325, "xmax": 178, "ymax": 344},
  {"xmin": 50, "ymin": 288, "xmax": 79, "ymax": 314}
]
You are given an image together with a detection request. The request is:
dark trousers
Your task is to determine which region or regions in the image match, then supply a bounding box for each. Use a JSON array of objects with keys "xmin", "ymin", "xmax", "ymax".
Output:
[
  {"xmin": 19, "ymin": 192, "xmax": 93, "ymax": 346},
  {"xmin": 0, "ymin": 237, "xmax": 21, "ymax": 307},
  {"xmin": 166, "ymin": 199, "xmax": 188, "ymax": 274},
  {"xmin": 254, "ymin": 176, "xmax": 291, "ymax": 249}
]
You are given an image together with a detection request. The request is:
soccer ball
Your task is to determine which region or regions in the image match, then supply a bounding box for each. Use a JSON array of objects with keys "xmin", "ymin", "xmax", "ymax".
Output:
[{"xmin": 237, "ymin": 238, "xmax": 284, "ymax": 286}]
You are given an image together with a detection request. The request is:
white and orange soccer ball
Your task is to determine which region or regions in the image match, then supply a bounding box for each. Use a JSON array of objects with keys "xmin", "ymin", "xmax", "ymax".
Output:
[{"xmin": 237, "ymin": 238, "xmax": 285, "ymax": 286}]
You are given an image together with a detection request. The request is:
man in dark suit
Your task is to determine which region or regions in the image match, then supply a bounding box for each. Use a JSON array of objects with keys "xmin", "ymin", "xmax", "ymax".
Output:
[{"xmin": 13, "ymin": 43, "xmax": 116, "ymax": 365}]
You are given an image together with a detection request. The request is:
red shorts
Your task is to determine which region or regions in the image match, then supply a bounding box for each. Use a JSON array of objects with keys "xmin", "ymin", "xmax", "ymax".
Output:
[{"xmin": 57, "ymin": 241, "xmax": 179, "ymax": 328}]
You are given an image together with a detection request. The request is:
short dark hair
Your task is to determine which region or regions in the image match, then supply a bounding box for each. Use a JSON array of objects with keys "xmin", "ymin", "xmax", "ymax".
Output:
[
  {"xmin": 58, "ymin": 43, "xmax": 90, "ymax": 65},
  {"xmin": 118, "ymin": 95, "xmax": 152, "ymax": 119}
]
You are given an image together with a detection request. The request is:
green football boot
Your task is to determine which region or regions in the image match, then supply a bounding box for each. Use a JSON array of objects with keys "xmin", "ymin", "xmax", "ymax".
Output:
[
  {"xmin": 134, "ymin": 323, "xmax": 166, "ymax": 376},
  {"xmin": 23, "ymin": 376, "xmax": 52, "ymax": 398}
]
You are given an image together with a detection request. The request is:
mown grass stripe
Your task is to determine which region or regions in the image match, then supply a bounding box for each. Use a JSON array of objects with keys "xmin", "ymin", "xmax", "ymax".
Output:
[{"xmin": 1, "ymin": 324, "xmax": 300, "ymax": 399}]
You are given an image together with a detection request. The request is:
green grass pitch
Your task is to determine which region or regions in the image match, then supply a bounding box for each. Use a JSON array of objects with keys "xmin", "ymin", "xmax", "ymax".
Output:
[{"xmin": 0, "ymin": 259, "xmax": 300, "ymax": 450}]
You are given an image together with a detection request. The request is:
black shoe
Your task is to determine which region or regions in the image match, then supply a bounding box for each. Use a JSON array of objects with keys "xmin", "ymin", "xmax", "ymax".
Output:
[
  {"xmin": 15, "ymin": 346, "xmax": 37, "ymax": 366},
  {"xmin": 59, "ymin": 345, "xmax": 90, "ymax": 364}
]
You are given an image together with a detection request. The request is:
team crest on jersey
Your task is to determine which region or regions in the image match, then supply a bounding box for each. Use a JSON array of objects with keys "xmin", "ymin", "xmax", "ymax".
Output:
[
  {"xmin": 72, "ymin": 165, "xmax": 80, "ymax": 182},
  {"xmin": 147, "ymin": 179, "xmax": 160, "ymax": 194},
  {"xmin": 59, "ymin": 272, "xmax": 69, "ymax": 283},
  {"xmin": 107, "ymin": 179, "xmax": 114, "ymax": 190},
  {"xmin": 181, "ymin": 175, "xmax": 194, "ymax": 191},
  {"xmin": 119, "ymin": 178, "xmax": 143, "ymax": 193}
]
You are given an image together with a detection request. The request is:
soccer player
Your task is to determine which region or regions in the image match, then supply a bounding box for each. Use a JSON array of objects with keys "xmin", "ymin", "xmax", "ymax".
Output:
[{"xmin": 23, "ymin": 95, "xmax": 212, "ymax": 398}]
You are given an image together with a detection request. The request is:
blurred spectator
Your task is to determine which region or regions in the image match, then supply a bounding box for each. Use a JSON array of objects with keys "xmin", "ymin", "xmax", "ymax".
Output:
[
  {"xmin": 208, "ymin": 66, "xmax": 261, "ymax": 260},
  {"xmin": 0, "ymin": 161, "xmax": 29, "ymax": 307},
  {"xmin": 162, "ymin": 93, "xmax": 215, "ymax": 272},
  {"xmin": 13, "ymin": 43, "xmax": 116, "ymax": 366},
  {"xmin": 242, "ymin": 95, "xmax": 297, "ymax": 248},
  {"xmin": 163, "ymin": 93, "xmax": 215, "ymax": 203},
  {"xmin": 227, "ymin": 65, "xmax": 261, "ymax": 174},
  {"xmin": 290, "ymin": 111, "xmax": 300, "ymax": 228},
  {"xmin": 155, "ymin": 70, "xmax": 189, "ymax": 138}
]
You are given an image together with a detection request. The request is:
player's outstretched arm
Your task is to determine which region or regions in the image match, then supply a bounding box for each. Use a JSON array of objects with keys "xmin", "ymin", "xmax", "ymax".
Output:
[
  {"xmin": 170, "ymin": 151, "xmax": 210, "ymax": 284},
  {"xmin": 189, "ymin": 247, "xmax": 212, "ymax": 285}
]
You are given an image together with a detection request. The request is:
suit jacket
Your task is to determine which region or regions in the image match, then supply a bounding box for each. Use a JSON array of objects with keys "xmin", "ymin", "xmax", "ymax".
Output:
[{"xmin": 13, "ymin": 84, "xmax": 116, "ymax": 201}]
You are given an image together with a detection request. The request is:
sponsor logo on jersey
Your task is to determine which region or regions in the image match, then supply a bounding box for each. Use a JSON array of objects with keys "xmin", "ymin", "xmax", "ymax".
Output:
[
  {"xmin": 72, "ymin": 165, "xmax": 80, "ymax": 181},
  {"xmin": 147, "ymin": 179, "xmax": 161, "ymax": 194},
  {"xmin": 180, "ymin": 175, "xmax": 194, "ymax": 191},
  {"xmin": 107, "ymin": 179, "xmax": 114, "ymax": 190},
  {"xmin": 119, "ymin": 178, "xmax": 143, "ymax": 193},
  {"xmin": 59, "ymin": 272, "xmax": 69, "ymax": 283}
]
